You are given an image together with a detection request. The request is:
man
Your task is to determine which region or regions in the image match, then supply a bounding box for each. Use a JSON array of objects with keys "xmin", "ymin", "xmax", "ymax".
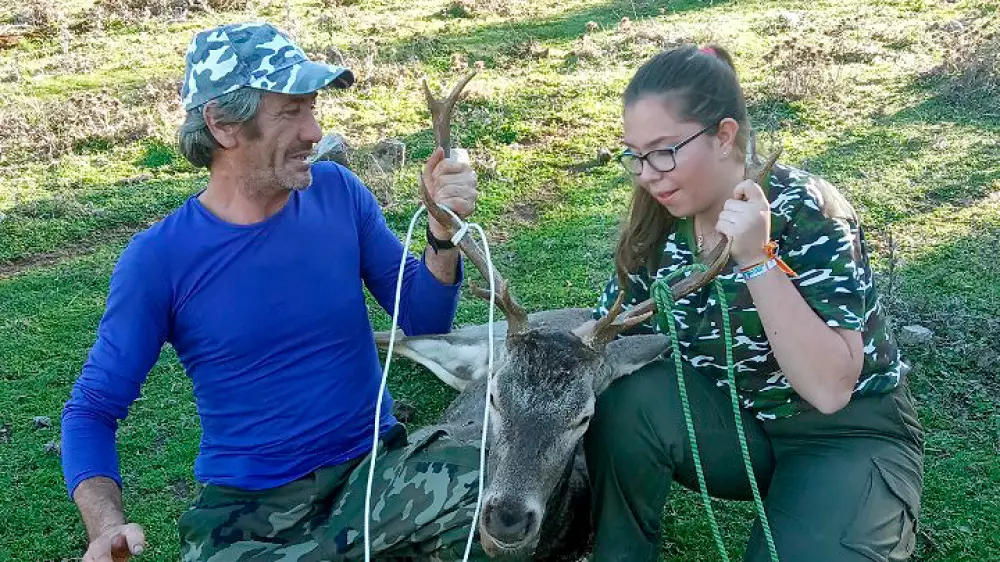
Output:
[{"xmin": 61, "ymin": 22, "xmax": 488, "ymax": 561}]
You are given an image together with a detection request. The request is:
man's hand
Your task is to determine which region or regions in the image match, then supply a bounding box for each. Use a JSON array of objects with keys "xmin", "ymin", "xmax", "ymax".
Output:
[
  {"xmin": 421, "ymin": 147, "xmax": 478, "ymax": 239},
  {"xmin": 83, "ymin": 523, "xmax": 146, "ymax": 562}
]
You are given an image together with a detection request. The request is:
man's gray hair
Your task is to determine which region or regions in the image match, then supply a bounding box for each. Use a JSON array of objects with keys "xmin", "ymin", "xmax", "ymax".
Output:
[{"xmin": 178, "ymin": 87, "xmax": 263, "ymax": 169}]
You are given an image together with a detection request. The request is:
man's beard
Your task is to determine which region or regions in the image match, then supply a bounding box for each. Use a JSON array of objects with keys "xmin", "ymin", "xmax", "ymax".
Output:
[{"xmin": 243, "ymin": 164, "xmax": 312, "ymax": 198}]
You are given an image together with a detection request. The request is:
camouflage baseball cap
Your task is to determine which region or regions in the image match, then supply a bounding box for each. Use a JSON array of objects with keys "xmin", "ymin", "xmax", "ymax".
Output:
[{"xmin": 180, "ymin": 22, "xmax": 354, "ymax": 111}]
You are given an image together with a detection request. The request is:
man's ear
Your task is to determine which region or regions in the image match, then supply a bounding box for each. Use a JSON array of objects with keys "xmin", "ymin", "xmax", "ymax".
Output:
[
  {"xmin": 715, "ymin": 117, "xmax": 740, "ymax": 158},
  {"xmin": 203, "ymin": 102, "xmax": 239, "ymax": 149}
]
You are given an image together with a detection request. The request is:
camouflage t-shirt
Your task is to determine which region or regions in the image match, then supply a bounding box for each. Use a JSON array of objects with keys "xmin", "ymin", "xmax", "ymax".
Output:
[{"xmin": 594, "ymin": 164, "xmax": 905, "ymax": 420}]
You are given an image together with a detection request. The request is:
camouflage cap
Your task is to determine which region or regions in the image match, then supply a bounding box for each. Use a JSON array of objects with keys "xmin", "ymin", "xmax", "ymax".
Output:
[{"xmin": 180, "ymin": 22, "xmax": 354, "ymax": 111}]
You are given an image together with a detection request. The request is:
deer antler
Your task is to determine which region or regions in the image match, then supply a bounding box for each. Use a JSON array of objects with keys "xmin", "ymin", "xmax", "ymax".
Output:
[
  {"xmin": 421, "ymin": 72, "xmax": 477, "ymax": 160},
  {"xmin": 586, "ymin": 130, "xmax": 782, "ymax": 347},
  {"xmin": 419, "ymin": 72, "xmax": 530, "ymax": 338}
]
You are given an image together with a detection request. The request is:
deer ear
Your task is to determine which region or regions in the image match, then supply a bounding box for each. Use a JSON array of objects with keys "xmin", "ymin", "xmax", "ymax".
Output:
[
  {"xmin": 374, "ymin": 322, "xmax": 507, "ymax": 391},
  {"xmin": 595, "ymin": 334, "xmax": 670, "ymax": 395}
]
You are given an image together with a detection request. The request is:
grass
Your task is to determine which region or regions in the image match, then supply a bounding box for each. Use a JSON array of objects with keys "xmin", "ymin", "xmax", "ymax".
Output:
[{"xmin": 1, "ymin": 0, "xmax": 999, "ymax": 560}]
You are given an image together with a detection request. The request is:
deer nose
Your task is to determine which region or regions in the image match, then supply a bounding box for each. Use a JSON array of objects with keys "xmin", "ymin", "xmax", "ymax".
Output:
[{"xmin": 482, "ymin": 498, "xmax": 538, "ymax": 546}]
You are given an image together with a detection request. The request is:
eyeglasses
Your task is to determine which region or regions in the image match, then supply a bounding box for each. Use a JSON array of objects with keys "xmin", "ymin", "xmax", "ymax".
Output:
[{"xmin": 617, "ymin": 123, "xmax": 716, "ymax": 175}]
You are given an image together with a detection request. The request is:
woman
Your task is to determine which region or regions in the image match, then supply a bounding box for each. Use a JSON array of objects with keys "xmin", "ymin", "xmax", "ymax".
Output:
[{"xmin": 585, "ymin": 45, "xmax": 924, "ymax": 561}]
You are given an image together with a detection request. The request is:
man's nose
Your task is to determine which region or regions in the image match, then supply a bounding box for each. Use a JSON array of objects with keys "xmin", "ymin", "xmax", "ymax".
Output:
[{"xmin": 302, "ymin": 111, "xmax": 322, "ymax": 144}]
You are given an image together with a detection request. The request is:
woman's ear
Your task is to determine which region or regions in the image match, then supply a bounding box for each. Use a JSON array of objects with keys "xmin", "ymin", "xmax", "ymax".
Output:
[
  {"xmin": 715, "ymin": 117, "xmax": 741, "ymax": 159},
  {"xmin": 203, "ymin": 102, "xmax": 240, "ymax": 150}
]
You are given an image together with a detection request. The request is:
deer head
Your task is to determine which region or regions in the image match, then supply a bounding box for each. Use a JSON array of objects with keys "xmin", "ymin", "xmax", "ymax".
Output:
[{"xmin": 382, "ymin": 76, "xmax": 780, "ymax": 557}]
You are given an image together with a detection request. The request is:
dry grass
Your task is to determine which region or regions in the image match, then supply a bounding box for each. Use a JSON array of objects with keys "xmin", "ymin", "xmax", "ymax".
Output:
[
  {"xmin": 438, "ymin": 0, "xmax": 534, "ymax": 18},
  {"xmin": 5, "ymin": 0, "xmax": 65, "ymax": 36},
  {"xmin": 0, "ymin": 78, "xmax": 181, "ymax": 165},
  {"xmin": 928, "ymin": 18, "xmax": 1000, "ymax": 112},
  {"xmin": 89, "ymin": 0, "xmax": 249, "ymax": 25},
  {"xmin": 761, "ymin": 35, "xmax": 843, "ymax": 102}
]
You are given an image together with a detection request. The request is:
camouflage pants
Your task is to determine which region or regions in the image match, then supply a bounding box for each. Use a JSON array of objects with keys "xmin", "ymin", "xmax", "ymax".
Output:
[{"xmin": 178, "ymin": 424, "xmax": 490, "ymax": 561}]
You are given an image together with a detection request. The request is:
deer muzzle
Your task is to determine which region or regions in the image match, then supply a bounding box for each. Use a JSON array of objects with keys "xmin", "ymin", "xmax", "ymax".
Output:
[{"xmin": 479, "ymin": 495, "xmax": 543, "ymax": 555}]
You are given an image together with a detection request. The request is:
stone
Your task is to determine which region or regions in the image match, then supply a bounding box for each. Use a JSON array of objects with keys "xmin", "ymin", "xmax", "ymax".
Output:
[
  {"xmin": 44, "ymin": 440, "xmax": 61, "ymax": 456},
  {"xmin": 372, "ymin": 139, "xmax": 407, "ymax": 172},
  {"xmin": 776, "ymin": 11, "xmax": 802, "ymax": 29},
  {"xmin": 899, "ymin": 325, "xmax": 934, "ymax": 346},
  {"xmin": 309, "ymin": 133, "xmax": 350, "ymax": 166},
  {"xmin": 942, "ymin": 20, "xmax": 965, "ymax": 33},
  {"xmin": 32, "ymin": 416, "xmax": 51, "ymax": 429},
  {"xmin": 393, "ymin": 399, "xmax": 417, "ymax": 424}
]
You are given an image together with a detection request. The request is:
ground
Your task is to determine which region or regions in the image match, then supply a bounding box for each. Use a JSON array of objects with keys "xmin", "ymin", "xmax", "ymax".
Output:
[{"xmin": 0, "ymin": 0, "xmax": 998, "ymax": 560}]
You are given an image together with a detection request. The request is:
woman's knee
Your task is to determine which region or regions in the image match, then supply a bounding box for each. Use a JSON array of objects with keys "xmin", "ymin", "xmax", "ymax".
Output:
[{"xmin": 585, "ymin": 359, "xmax": 681, "ymax": 464}]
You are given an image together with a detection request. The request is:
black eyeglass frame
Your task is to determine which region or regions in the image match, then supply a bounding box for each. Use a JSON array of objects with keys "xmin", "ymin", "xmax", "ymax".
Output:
[{"xmin": 617, "ymin": 122, "xmax": 717, "ymax": 175}]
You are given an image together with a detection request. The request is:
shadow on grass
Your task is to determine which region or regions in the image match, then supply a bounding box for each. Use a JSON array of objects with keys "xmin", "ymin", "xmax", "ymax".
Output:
[
  {"xmin": 388, "ymin": 0, "xmax": 731, "ymax": 67},
  {"xmin": 0, "ymin": 176, "xmax": 200, "ymax": 265},
  {"xmin": 793, "ymin": 88, "xmax": 1000, "ymax": 227}
]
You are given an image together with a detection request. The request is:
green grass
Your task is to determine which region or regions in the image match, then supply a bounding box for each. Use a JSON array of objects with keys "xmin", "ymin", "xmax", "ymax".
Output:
[{"xmin": 1, "ymin": 0, "xmax": 999, "ymax": 560}]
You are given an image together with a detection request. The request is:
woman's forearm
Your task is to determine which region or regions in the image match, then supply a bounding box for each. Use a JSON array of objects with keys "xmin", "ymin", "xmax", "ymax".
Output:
[{"xmin": 744, "ymin": 268, "xmax": 863, "ymax": 414}]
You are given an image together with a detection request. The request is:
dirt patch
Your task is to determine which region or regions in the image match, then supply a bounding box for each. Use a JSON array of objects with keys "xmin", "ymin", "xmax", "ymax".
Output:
[
  {"xmin": 170, "ymin": 478, "xmax": 192, "ymax": 500},
  {"xmin": 0, "ymin": 223, "xmax": 147, "ymax": 280}
]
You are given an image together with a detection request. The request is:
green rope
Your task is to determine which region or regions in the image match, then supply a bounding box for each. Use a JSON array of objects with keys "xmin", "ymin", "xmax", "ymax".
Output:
[{"xmin": 651, "ymin": 267, "xmax": 779, "ymax": 562}]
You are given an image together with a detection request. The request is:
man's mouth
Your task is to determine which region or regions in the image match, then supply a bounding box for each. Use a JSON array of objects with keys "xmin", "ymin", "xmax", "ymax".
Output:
[{"xmin": 288, "ymin": 152, "xmax": 311, "ymax": 166}]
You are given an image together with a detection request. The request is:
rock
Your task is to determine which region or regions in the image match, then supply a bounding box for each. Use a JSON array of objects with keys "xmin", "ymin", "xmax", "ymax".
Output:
[
  {"xmin": 116, "ymin": 174, "xmax": 153, "ymax": 185},
  {"xmin": 44, "ymin": 440, "xmax": 61, "ymax": 456},
  {"xmin": 776, "ymin": 11, "xmax": 801, "ymax": 29},
  {"xmin": 942, "ymin": 20, "xmax": 965, "ymax": 33},
  {"xmin": 372, "ymin": 139, "xmax": 407, "ymax": 172},
  {"xmin": 309, "ymin": 133, "xmax": 350, "ymax": 166},
  {"xmin": 976, "ymin": 351, "xmax": 998, "ymax": 370},
  {"xmin": 596, "ymin": 148, "xmax": 612, "ymax": 166},
  {"xmin": 585, "ymin": 21, "xmax": 599, "ymax": 33},
  {"xmin": 32, "ymin": 416, "xmax": 51, "ymax": 429},
  {"xmin": 393, "ymin": 399, "xmax": 417, "ymax": 424},
  {"xmin": 0, "ymin": 424, "xmax": 11, "ymax": 444},
  {"xmin": 899, "ymin": 325, "xmax": 934, "ymax": 346}
]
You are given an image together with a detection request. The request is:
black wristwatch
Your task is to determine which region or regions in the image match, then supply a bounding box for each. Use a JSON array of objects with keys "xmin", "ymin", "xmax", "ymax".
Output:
[{"xmin": 426, "ymin": 224, "xmax": 457, "ymax": 253}]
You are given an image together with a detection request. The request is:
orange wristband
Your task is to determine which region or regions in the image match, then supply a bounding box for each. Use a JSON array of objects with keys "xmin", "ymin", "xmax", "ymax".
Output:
[{"xmin": 739, "ymin": 241, "xmax": 796, "ymax": 276}]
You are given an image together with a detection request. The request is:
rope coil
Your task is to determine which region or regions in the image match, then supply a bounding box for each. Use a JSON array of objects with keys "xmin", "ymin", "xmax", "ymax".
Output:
[{"xmin": 652, "ymin": 268, "xmax": 779, "ymax": 562}]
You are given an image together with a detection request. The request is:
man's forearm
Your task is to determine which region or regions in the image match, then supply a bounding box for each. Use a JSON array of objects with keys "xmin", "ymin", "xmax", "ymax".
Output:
[
  {"xmin": 73, "ymin": 476, "xmax": 127, "ymax": 541},
  {"xmin": 423, "ymin": 247, "xmax": 460, "ymax": 285},
  {"xmin": 425, "ymin": 220, "xmax": 461, "ymax": 285}
]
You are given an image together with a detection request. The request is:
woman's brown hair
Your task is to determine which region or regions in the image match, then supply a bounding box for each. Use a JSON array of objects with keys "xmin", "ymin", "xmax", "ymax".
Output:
[{"xmin": 615, "ymin": 44, "xmax": 750, "ymax": 289}]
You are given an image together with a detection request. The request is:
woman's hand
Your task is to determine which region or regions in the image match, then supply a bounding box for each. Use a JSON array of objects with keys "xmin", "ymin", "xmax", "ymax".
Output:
[{"xmin": 714, "ymin": 179, "xmax": 771, "ymax": 268}]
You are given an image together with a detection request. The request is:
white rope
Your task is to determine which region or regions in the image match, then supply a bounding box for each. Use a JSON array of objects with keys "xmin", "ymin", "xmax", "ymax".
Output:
[{"xmin": 364, "ymin": 200, "xmax": 496, "ymax": 562}]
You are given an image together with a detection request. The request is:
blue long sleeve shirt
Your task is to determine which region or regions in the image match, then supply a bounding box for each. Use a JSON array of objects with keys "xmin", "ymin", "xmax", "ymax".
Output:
[{"xmin": 61, "ymin": 162, "xmax": 462, "ymax": 496}]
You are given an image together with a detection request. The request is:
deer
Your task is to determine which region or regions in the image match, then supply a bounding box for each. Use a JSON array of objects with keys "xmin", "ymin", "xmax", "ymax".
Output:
[{"xmin": 375, "ymin": 73, "xmax": 780, "ymax": 560}]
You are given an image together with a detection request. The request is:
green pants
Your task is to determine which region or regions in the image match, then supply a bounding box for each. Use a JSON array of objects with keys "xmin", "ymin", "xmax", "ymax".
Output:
[
  {"xmin": 178, "ymin": 424, "xmax": 490, "ymax": 561},
  {"xmin": 584, "ymin": 359, "xmax": 924, "ymax": 561}
]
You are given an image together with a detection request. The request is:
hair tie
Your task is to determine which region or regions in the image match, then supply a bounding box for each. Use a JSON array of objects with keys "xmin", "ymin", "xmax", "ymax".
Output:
[{"xmin": 699, "ymin": 46, "xmax": 717, "ymax": 56}]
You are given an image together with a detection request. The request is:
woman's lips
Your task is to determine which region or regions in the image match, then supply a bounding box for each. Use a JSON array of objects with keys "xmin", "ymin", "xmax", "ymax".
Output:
[{"xmin": 652, "ymin": 189, "xmax": 678, "ymax": 205}]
